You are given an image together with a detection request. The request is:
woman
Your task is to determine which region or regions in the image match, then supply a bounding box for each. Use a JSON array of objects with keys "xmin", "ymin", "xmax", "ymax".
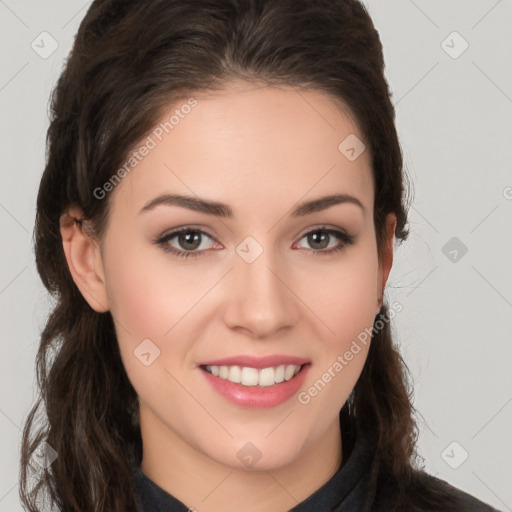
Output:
[{"xmin": 20, "ymin": 0, "xmax": 500, "ymax": 511}]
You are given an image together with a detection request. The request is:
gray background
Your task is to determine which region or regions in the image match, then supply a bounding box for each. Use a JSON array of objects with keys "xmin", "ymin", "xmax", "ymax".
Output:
[{"xmin": 1, "ymin": 0, "xmax": 511, "ymax": 510}]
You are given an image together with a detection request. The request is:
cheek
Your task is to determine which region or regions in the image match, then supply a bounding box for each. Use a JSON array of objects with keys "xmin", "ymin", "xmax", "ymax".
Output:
[
  {"xmin": 297, "ymin": 240, "xmax": 380, "ymax": 340},
  {"xmin": 105, "ymin": 237, "xmax": 176, "ymax": 343},
  {"xmin": 105, "ymin": 260, "xmax": 167, "ymax": 339},
  {"xmin": 299, "ymin": 248, "xmax": 379, "ymax": 402},
  {"xmin": 103, "ymin": 245, "xmax": 200, "ymax": 393},
  {"xmin": 103, "ymin": 239, "xmax": 207, "ymax": 340},
  {"xmin": 294, "ymin": 241, "xmax": 379, "ymax": 409}
]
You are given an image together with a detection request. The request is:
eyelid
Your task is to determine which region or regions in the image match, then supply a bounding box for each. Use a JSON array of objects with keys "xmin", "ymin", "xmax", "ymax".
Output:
[
  {"xmin": 293, "ymin": 223, "xmax": 353, "ymax": 240},
  {"xmin": 155, "ymin": 226, "xmax": 220, "ymax": 248},
  {"xmin": 156, "ymin": 224, "xmax": 218, "ymax": 241}
]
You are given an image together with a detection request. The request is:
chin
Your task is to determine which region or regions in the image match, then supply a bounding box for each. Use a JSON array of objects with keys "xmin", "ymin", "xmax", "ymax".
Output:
[{"xmin": 206, "ymin": 439, "xmax": 303, "ymax": 472}]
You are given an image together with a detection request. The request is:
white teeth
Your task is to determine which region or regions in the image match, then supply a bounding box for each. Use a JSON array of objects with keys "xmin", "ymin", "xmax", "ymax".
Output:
[
  {"xmin": 228, "ymin": 365, "xmax": 242, "ymax": 383},
  {"xmin": 241, "ymin": 367, "xmax": 259, "ymax": 386},
  {"xmin": 204, "ymin": 364, "xmax": 302, "ymax": 387},
  {"xmin": 258, "ymin": 367, "xmax": 275, "ymax": 387},
  {"xmin": 274, "ymin": 364, "xmax": 285, "ymax": 383},
  {"xmin": 219, "ymin": 366, "xmax": 229, "ymax": 379}
]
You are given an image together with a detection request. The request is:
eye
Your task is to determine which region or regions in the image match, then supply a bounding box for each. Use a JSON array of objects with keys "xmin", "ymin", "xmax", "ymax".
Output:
[
  {"xmin": 293, "ymin": 227, "xmax": 357, "ymax": 255},
  {"xmin": 155, "ymin": 228, "xmax": 219, "ymax": 259},
  {"xmin": 155, "ymin": 226, "xmax": 357, "ymax": 259}
]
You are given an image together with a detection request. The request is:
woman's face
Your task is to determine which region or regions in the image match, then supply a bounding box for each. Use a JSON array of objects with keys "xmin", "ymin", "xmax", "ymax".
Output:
[{"xmin": 71, "ymin": 80, "xmax": 395, "ymax": 471}]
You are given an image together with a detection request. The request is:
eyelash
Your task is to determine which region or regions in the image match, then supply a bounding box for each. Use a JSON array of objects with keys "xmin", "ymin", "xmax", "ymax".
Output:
[{"xmin": 154, "ymin": 226, "xmax": 357, "ymax": 259}]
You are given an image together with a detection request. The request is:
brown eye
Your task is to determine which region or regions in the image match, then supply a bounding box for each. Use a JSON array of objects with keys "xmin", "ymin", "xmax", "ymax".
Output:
[
  {"xmin": 294, "ymin": 228, "xmax": 357, "ymax": 255},
  {"xmin": 156, "ymin": 228, "xmax": 218, "ymax": 258},
  {"xmin": 306, "ymin": 230, "xmax": 331, "ymax": 250},
  {"xmin": 176, "ymin": 230, "xmax": 202, "ymax": 250}
]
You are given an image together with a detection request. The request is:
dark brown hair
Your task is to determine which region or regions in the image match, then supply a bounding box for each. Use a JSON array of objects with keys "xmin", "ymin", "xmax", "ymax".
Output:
[{"xmin": 20, "ymin": 1, "xmax": 463, "ymax": 510}]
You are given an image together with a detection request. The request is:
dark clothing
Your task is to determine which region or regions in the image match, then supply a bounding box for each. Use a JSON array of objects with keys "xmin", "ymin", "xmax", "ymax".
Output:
[{"xmin": 133, "ymin": 407, "xmax": 501, "ymax": 512}]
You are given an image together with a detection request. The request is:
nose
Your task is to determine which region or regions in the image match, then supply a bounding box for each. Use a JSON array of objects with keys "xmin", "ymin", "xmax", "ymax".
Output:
[{"xmin": 222, "ymin": 246, "xmax": 300, "ymax": 339}]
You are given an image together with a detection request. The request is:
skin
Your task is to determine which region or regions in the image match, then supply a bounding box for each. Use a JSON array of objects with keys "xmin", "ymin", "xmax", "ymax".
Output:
[{"xmin": 60, "ymin": 79, "xmax": 396, "ymax": 512}]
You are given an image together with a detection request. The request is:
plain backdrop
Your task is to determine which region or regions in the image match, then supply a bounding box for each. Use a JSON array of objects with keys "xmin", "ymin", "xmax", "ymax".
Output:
[{"xmin": 1, "ymin": 1, "xmax": 511, "ymax": 510}]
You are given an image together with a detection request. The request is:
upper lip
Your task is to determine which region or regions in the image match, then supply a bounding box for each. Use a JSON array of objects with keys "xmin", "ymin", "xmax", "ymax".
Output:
[{"xmin": 197, "ymin": 355, "xmax": 310, "ymax": 369}]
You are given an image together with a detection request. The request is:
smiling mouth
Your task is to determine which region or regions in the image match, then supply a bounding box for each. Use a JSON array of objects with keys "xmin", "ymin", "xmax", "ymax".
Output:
[{"xmin": 200, "ymin": 363, "xmax": 309, "ymax": 387}]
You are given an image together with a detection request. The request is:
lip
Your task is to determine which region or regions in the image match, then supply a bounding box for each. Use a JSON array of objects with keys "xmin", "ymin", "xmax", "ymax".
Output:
[
  {"xmin": 196, "ymin": 354, "xmax": 310, "ymax": 369},
  {"xmin": 199, "ymin": 363, "xmax": 311, "ymax": 409}
]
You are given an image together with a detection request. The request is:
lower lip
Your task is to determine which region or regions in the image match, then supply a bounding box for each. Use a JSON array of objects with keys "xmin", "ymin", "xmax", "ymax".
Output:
[{"xmin": 199, "ymin": 364, "xmax": 311, "ymax": 409}]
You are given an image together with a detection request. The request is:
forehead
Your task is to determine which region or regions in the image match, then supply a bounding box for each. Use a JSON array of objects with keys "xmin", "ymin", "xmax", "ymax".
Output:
[{"xmin": 109, "ymin": 80, "xmax": 374, "ymax": 219}]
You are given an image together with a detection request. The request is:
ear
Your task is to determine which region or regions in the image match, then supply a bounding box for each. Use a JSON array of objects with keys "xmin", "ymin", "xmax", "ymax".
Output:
[
  {"xmin": 59, "ymin": 205, "xmax": 109, "ymax": 312},
  {"xmin": 376, "ymin": 212, "xmax": 397, "ymax": 315}
]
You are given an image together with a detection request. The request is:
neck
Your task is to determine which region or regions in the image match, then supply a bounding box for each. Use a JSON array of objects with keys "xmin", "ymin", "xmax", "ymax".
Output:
[{"xmin": 139, "ymin": 405, "xmax": 343, "ymax": 512}]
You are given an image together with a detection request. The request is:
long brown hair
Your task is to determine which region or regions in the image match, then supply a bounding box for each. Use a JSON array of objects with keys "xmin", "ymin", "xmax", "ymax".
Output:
[{"xmin": 20, "ymin": 1, "xmax": 454, "ymax": 510}]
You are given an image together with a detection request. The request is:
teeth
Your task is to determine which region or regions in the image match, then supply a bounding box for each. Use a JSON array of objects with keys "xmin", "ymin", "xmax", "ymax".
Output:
[{"xmin": 204, "ymin": 364, "xmax": 302, "ymax": 387}]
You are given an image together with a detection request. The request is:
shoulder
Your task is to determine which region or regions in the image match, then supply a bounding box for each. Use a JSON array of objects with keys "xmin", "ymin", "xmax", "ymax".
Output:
[
  {"xmin": 408, "ymin": 470, "xmax": 501, "ymax": 511},
  {"xmin": 372, "ymin": 468, "xmax": 502, "ymax": 512}
]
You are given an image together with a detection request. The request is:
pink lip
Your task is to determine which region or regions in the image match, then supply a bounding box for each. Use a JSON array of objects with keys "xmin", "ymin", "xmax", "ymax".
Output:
[
  {"xmin": 196, "ymin": 354, "xmax": 310, "ymax": 369},
  {"xmin": 199, "ymin": 363, "xmax": 311, "ymax": 408}
]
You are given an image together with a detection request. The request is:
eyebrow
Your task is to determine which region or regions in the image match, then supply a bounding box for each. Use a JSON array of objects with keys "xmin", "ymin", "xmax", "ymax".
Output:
[{"xmin": 139, "ymin": 192, "xmax": 365, "ymax": 218}]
